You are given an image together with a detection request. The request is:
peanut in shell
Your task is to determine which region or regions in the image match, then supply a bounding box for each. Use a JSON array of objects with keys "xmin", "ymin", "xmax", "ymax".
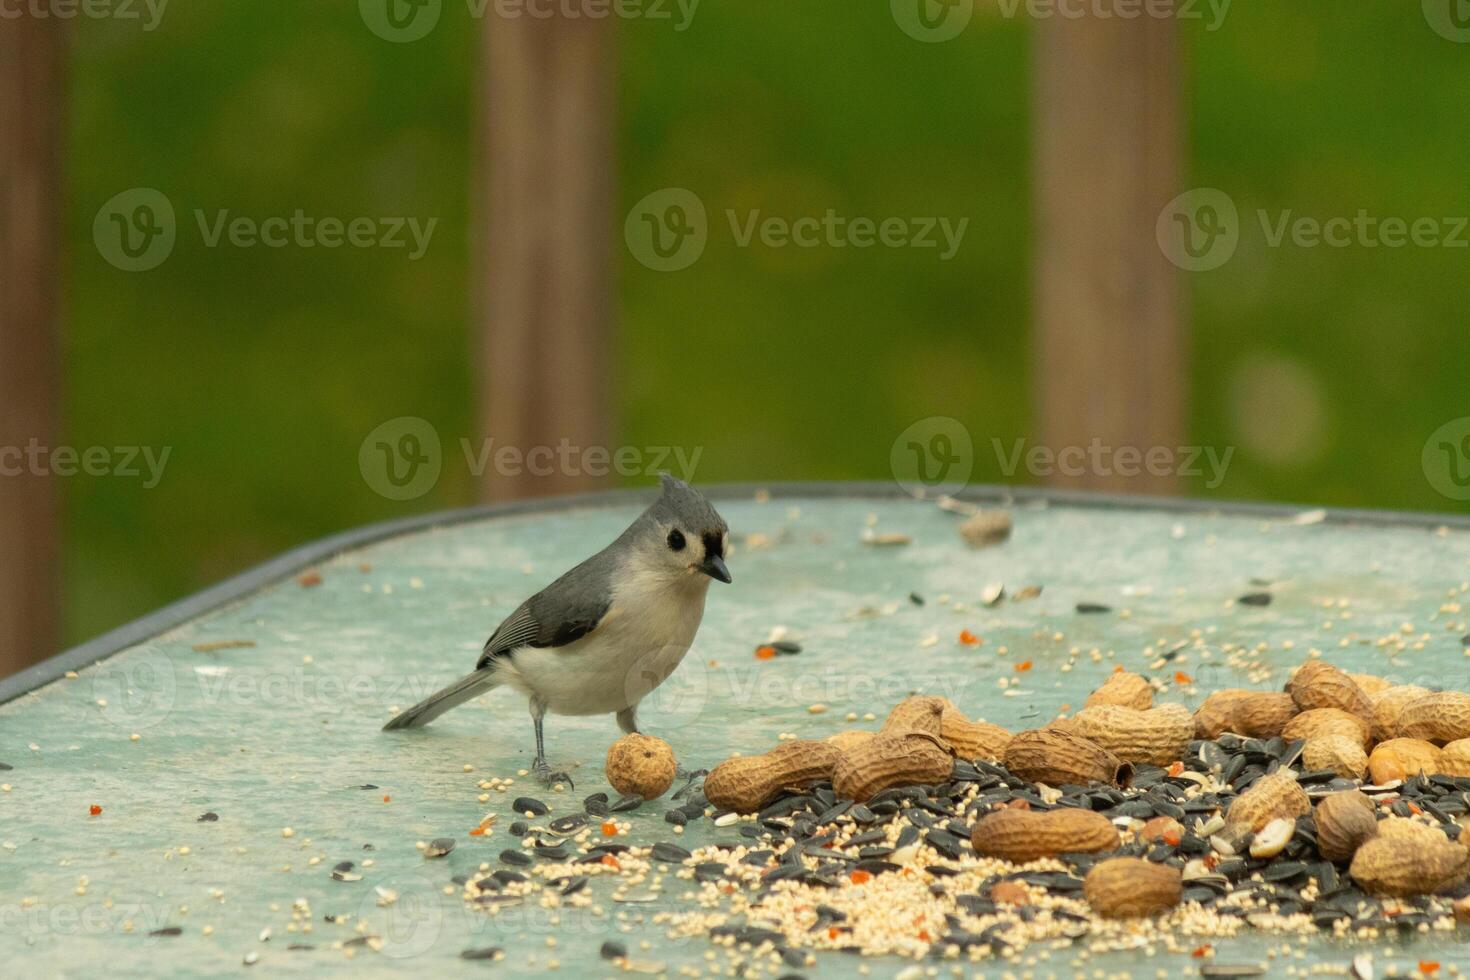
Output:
[
  {"xmin": 1058, "ymin": 703, "xmax": 1193, "ymax": 767},
  {"xmin": 1301, "ymin": 735, "xmax": 1367, "ymax": 780},
  {"xmin": 1370, "ymin": 685, "xmax": 1431, "ymax": 744},
  {"xmin": 1083, "ymin": 857, "xmax": 1182, "ymax": 918},
  {"xmin": 703, "ymin": 740, "xmax": 842, "ymax": 813},
  {"xmin": 1281, "ymin": 707, "xmax": 1371, "ymax": 749},
  {"xmin": 1286, "ymin": 659, "xmax": 1374, "ymax": 722},
  {"xmin": 1084, "ymin": 671, "xmax": 1153, "ymax": 711},
  {"xmin": 938, "ymin": 704, "xmax": 1012, "ymax": 761},
  {"xmin": 1397, "ymin": 691, "xmax": 1470, "ymax": 745},
  {"xmin": 1225, "ymin": 768, "xmax": 1310, "ymax": 833},
  {"xmin": 1002, "ymin": 728, "xmax": 1131, "ymax": 788},
  {"xmin": 1313, "ymin": 790, "xmax": 1378, "ymax": 863},
  {"xmin": 1367, "ymin": 738, "xmax": 1443, "ymax": 784},
  {"xmin": 831, "ymin": 731, "xmax": 954, "ymax": 802},
  {"xmin": 1349, "ymin": 820, "xmax": 1470, "ymax": 897},
  {"xmin": 882, "ymin": 695, "xmax": 946, "ymax": 737},
  {"xmin": 969, "ymin": 807, "xmax": 1119, "ymax": 863},
  {"xmin": 1193, "ymin": 689, "xmax": 1296, "ymax": 739}
]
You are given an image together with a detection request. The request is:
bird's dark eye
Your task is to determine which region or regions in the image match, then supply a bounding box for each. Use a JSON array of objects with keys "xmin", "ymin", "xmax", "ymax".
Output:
[{"xmin": 667, "ymin": 529, "xmax": 686, "ymax": 552}]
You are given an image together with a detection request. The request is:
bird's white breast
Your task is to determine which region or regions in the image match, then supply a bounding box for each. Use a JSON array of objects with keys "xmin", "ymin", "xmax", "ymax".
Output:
[{"xmin": 500, "ymin": 567, "xmax": 710, "ymax": 717}]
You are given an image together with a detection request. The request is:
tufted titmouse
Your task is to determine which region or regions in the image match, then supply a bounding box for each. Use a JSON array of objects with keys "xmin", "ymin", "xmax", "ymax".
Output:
[{"xmin": 383, "ymin": 475, "xmax": 731, "ymax": 788}]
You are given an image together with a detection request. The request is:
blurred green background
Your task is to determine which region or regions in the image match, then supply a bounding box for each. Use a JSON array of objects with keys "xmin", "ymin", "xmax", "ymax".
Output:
[{"xmin": 61, "ymin": 1, "xmax": 1470, "ymax": 645}]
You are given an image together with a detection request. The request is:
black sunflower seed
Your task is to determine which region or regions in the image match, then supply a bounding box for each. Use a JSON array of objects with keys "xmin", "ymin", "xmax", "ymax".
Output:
[
  {"xmin": 492, "ymin": 869, "xmax": 529, "ymax": 885},
  {"xmin": 651, "ymin": 842, "xmax": 692, "ymax": 863},
  {"xmin": 149, "ymin": 927, "xmax": 183, "ymax": 937},
  {"xmin": 424, "ymin": 838, "xmax": 455, "ymax": 858},
  {"xmin": 1075, "ymin": 602, "xmax": 1111, "ymax": 614},
  {"xmin": 509, "ymin": 821, "xmax": 528, "ymax": 836},
  {"xmin": 560, "ymin": 875, "xmax": 589, "ymax": 895},
  {"xmin": 197, "ymin": 812, "xmax": 219, "ymax": 822},
  {"xmin": 534, "ymin": 843, "xmax": 569, "ymax": 860},
  {"xmin": 600, "ymin": 940, "xmax": 627, "ymax": 960},
  {"xmin": 500, "ymin": 849, "xmax": 532, "ymax": 866},
  {"xmin": 664, "ymin": 809, "xmax": 688, "ymax": 826},
  {"xmin": 513, "ymin": 796, "xmax": 549, "ymax": 816},
  {"xmin": 610, "ymin": 795, "xmax": 643, "ymax": 813},
  {"xmin": 1237, "ymin": 592, "xmax": 1272, "ymax": 607},
  {"xmin": 925, "ymin": 830, "xmax": 967, "ymax": 860},
  {"xmin": 460, "ymin": 946, "xmax": 503, "ymax": 960},
  {"xmin": 549, "ymin": 813, "xmax": 588, "ymax": 834}
]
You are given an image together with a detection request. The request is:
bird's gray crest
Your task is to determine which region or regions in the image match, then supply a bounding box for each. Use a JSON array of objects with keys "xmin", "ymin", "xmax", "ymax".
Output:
[{"xmin": 651, "ymin": 473, "xmax": 726, "ymax": 533}]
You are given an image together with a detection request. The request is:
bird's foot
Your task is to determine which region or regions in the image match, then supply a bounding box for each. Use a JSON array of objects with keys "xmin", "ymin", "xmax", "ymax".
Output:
[
  {"xmin": 533, "ymin": 757, "xmax": 574, "ymax": 791},
  {"xmin": 671, "ymin": 767, "xmax": 708, "ymax": 800}
]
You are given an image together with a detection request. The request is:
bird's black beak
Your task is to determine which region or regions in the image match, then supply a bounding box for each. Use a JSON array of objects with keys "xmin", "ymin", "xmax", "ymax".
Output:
[{"xmin": 700, "ymin": 554, "xmax": 732, "ymax": 584}]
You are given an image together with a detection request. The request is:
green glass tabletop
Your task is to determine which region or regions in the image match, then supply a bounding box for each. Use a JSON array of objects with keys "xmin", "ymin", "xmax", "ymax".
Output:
[{"xmin": 3, "ymin": 485, "xmax": 1469, "ymax": 978}]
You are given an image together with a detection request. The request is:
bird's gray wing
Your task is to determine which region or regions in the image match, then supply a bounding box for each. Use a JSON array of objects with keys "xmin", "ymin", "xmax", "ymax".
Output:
[{"xmin": 477, "ymin": 552, "xmax": 616, "ymax": 669}]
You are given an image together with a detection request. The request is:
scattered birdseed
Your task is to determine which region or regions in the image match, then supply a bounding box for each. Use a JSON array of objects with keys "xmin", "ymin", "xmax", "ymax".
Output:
[{"xmin": 424, "ymin": 838, "xmax": 455, "ymax": 858}]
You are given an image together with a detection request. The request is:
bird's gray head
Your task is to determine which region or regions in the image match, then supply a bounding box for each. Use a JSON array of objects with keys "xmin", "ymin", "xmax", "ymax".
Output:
[{"xmin": 624, "ymin": 475, "xmax": 732, "ymax": 586}]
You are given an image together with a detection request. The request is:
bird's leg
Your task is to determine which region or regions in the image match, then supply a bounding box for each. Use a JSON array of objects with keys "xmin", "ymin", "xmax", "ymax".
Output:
[{"xmin": 530, "ymin": 700, "xmax": 573, "ymax": 790}]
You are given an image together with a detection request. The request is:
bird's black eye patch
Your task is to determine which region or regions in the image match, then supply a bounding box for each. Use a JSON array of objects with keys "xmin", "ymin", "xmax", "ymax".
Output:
[
  {"xmin": 703, "ymin": 532, "xmax": 724, "ymax": 559},
  {"xmin": 667, "ymin": 529, "xmax": 686, "ymax": 552}
]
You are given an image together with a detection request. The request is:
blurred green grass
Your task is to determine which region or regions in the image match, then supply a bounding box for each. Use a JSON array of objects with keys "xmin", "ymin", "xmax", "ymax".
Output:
[{"xmin": 60, "ymin": 0, "xmax": 1470, "ymax": 645}]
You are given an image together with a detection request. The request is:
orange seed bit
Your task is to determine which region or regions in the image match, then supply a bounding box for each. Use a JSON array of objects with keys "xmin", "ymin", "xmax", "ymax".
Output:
[
  {"xmin": 1192, "ymin": 944, "xmax": 1212, "ymax": 958},
  {"xmin": 468, "ymin": 827, "xmax": 486, "ymax": 837},
  {"xmin": 958, "ymin": 630, "xmax": 981, "ymax": 646},
  {"xmin": 601, "ymin": 821, "xmax": 618, "ymax": 837},
  {"xmin": 89, "ymin": 805, "xmax": 102, "ymax": 816},
  {"xmin": 1420, "ymin": 962, "xmax": 1440, "ymax": 976},
  {"xmin": 1174, "ymin": 670, "xmax": 1193, "ymax": 684},
  {"xmin": 755, "ymin": 646, "xmax": 777, "ymax": 661},
  {"xmin": 1168, "ymin": 761, "xmax": 1185, "ymax": 777},
  {"xmin": 1015, "ymin": 660, "xmax": 1033, "ymax": 672},
  {"xmin": 849, "ymin": 870, "xmax": 871, "ymax": 885},
  {"xmin": 297, "ymin": 571, "xmax": 323, "ymax": 588}
]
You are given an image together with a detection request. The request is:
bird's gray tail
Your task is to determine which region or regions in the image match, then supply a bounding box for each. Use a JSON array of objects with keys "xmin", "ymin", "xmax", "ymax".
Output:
[{"xmin": 382, "ymin": 667, "xmax": 500, "ymax": 731}]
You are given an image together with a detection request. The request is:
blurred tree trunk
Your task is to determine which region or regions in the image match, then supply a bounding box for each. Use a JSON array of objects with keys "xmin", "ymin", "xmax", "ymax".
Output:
[
  {"xmin": 475, "ymin": 14, "xmax": 616, "ymax": 501},
  {"xmin": 1033, "ymin": 8, "xmax": 1186, "ymax": 494},
  {"xmin": 0, "ymin": 14, "xmax": 65, "ymax": 675}
]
